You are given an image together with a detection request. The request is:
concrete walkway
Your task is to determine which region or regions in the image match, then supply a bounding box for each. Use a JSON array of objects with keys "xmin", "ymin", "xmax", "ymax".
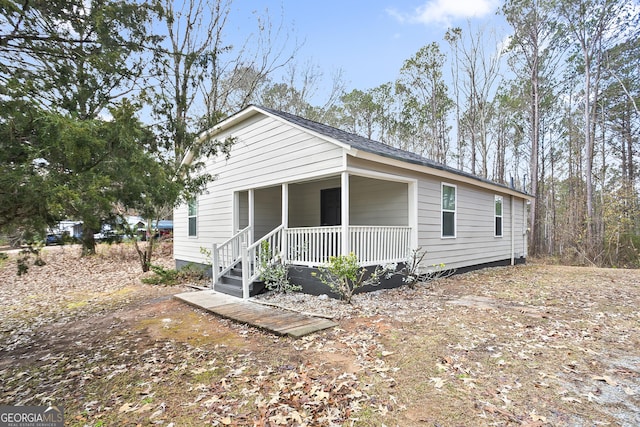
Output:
[{"xmin": 174, "ymin": 290, "xmax": 338, "ymax": 338}]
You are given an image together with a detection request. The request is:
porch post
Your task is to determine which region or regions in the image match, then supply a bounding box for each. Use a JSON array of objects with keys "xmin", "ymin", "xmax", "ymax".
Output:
[
  {"xmin": 232, "ymin": 192, "xmax": 239, "ymax": 233},
  {"xmin": 341, "ymin": 172, "xmax": 349, "ymax": 255},
  {"xmin": 241, "ymin": 242, "xmax": 250, "ymax": 299},
  {"xmin": 408, "ymin": 181, "xmax": 418, "ymax": 251},
  {"xmin": 281, "ymin": 183, "xmax": 289, "ymax": 262},
  {"xmin": 212, "ymin": 243, "xmax": 219, "ymax": 289},
  {"xmin": 248, "ymin": 189, "xmax": 255, "ymax": 243}
]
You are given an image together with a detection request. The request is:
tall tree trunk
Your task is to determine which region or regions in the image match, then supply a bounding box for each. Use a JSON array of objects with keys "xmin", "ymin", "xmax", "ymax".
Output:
[
  {"xmin": 584, "ymin": 60, "xmax": 595, "ymax": 251},
  {"xmin": 550, "ymin": 143, "xmax": 557, "ymax": 254},
  {"xmin": 529, "ymin": 40, "xmax": 541, "ymax": 256},
  {"xmin": 81, "ymin": 225, "xmax": 97, "ymax": 256},
  {"xmin": 625, "ymin": 110, "xmax": 634, "ymax": 182}
]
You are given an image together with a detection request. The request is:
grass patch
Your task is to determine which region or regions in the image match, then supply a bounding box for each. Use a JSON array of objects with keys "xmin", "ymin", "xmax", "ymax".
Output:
[
  {"xmin": 135, "ymin": 310, "xmax": 245, "ymax": 348},
  {"xmin": 141, "ymin": 263, "xmax": 206, "ymax": 286},
  {"xmin": 66, "ymin": 300, "xmax": 88, "ymax": 310}
]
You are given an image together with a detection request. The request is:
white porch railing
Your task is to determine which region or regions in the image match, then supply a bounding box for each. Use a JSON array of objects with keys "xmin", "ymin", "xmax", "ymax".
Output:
[
  {"xmin": 243, "ymin": 225, "xmax": 285, "ymax": 291},
  {"xmin": 349, "ymin": 226, "xmax": 412, "ymax": 266},
  {"xmin": 286, "ymin": 226, "xmax": 342, "ymax": 266},
  {"xmin": 212, "ymin": 225, "xmax": 411, "ymax": 298},
  {"xmin": 212, "ymin": 226, "xmax": 251, "ymax": 284},
  {"xmin": 286, "ymin": 225, "xmax": 411, "ymax": 267}
]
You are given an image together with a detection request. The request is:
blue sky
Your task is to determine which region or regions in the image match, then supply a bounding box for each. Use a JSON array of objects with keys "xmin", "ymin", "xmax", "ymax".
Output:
[{"xmin": 228, "ymin": 0, "xmax": 507, "ymax": 93}]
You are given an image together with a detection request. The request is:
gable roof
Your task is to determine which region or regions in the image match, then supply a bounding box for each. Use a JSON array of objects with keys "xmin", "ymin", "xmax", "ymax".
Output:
[
  {"xmin": 256, "ymin": 106, "xmax": 529, "ymax": 197},
  {"xmin": 193, "ymin": 105, "xmax": 530, "ymax": 198},
  {"xmin": 258, "ymin": 106, "xmax": 428, "ymax": 163}
]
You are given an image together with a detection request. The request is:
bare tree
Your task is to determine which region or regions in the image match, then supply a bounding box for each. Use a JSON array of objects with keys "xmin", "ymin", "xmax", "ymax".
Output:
[
  {"xmin": 202, "ymin": 6, "xmax": 299, "ymax": 122},
  {"xmin": 151, "ymin": 0, "xmax": 297, "ymax": 165},
  {"xmin": 256, "ymin": 60, "xmax": 346, "ymax": 123},
  {"xmin": 555, "ymin": 0, "xmax": 632, "ymax": 256},
  {"xmin": 503, "ymin": 0, "xmax": 562, "ymax": 255},
  {"xmin": 455, "ymin": 23, "xmax": 503, "ymax": 177},
  {"xmin": 444, "ymin": 27, "xmax": 465, "ymax": 170},
  {"xmin": 151, "ymin": 0, "xmax": 230, "ymax": 164}
]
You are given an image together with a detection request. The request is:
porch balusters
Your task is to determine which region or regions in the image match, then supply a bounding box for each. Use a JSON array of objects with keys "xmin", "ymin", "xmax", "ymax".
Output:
[
  {"xmin": 212, "ymin": 225, "xmax": 411, "ymax": 296},
  {"xmin": 285, "ymin": 225, "xmax": 410, "ymax": 267},
  {"xmin": 212, "ymin": 226, "xmax": 251, "ymax": 284}
]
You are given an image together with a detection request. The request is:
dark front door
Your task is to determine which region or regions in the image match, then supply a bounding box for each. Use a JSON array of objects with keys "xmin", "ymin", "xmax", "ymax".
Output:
[{"xmin": 321, "ymin": 188, "xmax": 341, "ymax": 226}]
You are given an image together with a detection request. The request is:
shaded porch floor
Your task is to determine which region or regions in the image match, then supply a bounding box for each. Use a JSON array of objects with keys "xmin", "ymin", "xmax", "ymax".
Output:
[{"xmin": 173, "ymin": 290, "xmax": 338, "ymax": 338}]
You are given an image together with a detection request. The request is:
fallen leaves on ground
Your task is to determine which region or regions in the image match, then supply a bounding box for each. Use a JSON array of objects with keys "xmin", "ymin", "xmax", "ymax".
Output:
[
  {"xmin": 1, "ymin": 247, "xmax": 639, "ymax": 426},
  {"xmin": 0, "ymin": 244, "xmax": 399, "ymax": 426},
  {"xmin": 257, "ymin": 263, "xmax": 640, "ymax": 426}
]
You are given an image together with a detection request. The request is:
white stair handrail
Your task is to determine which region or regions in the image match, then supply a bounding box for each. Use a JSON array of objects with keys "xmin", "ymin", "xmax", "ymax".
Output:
[
  {"xmin": 245, "ymin": 224, "xmax": 285, "ymax": 285},
  {"xmin": 212, "ymin": 226, "xmax": 251, "ymax": 284},
  {"xmin": 213, "ymin": 224, "xmax": 284, "ymax": 298}
]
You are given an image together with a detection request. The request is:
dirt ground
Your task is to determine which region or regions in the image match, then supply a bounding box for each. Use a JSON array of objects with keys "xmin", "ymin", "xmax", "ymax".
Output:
[{"xmin": 0, "ymin": 243, "xmax": 639, "ymax": 426}]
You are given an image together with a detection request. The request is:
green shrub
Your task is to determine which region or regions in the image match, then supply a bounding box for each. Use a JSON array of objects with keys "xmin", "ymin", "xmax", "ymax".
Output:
[
  {"xmin": 179, "ymin": 263, "xmax": 208, "ymax": 282},
  {"xmin": 604, "ymin": 233, "xmax": 640, "ymax": 268},
  {"xmin": 15, "ymin": 244, "xmax": 45, "ymax": 276},
  {"xmin": 313, "ymin": 253, "xmax": 386, "ymax": 304},
  {"xmin": 142, "ymin": 265, "xmax": 180, "ymax": 286},
  {"xmin": 142, "ymin": 263, "xmax": 207, "ymax": 286},
  {"xmin": 390, "ymin": 247, "xmax": 451, "ymax": 289},
  {"xmin": 258, "ymin": 241, "xmax": 300, "ymax": 293}
]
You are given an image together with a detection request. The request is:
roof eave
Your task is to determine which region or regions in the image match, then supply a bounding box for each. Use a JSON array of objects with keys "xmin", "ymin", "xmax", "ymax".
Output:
[
  {"xmin": 255, "ymin": 106, "xmax": 354, "ymax": 152},
  {"xmin": 181, "ymin": 106, "xmax": 263, "ymax": 167},
  {"xmin": 352, "ymin": 150, "xmax": 533, "ymax": 200},
  {"xmin": 181, "ymin": 105, "xmax": 357, "ymax": 167}
]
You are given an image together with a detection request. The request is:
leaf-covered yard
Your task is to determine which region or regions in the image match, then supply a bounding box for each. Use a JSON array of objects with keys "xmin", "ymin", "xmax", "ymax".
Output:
[{"xmin": 1, "ymin": 244, "xmax": 639, "ymax": 426}]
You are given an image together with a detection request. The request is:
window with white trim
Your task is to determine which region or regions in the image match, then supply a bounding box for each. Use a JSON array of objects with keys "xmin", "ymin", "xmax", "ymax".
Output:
[
  {"xmin": 495, "ymin": 195, "xmax": 503, "ymax": 237},
  {"xmin": 441, "ymin": 183, "xmax": 456, "ymax": 238},
  {"xmin": 188, "ymin": 198, "xmax": 197, "ymax": 237}
]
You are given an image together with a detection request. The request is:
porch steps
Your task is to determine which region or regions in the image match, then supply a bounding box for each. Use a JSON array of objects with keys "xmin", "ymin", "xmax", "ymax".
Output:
[{"xmin": 214, "ymin": 263, "xmax": 265, "ymax": 298}]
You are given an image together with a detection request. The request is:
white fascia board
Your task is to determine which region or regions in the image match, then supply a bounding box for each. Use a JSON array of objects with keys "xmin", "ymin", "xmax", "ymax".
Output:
[
  {"xmin": 346, "ymin": 165, "xmax": 417, "ymax": 185},
  {"xmin": 352, "ymin": 150, "xmax": 533, "ymax": 201},
  {"xmin": 231, "ymin": 166, "xmax": 346, "ymax": 193},
  {"xmin": 255, "ymin": 107, "xmax": 355, "ymax": 152},
  {"xmin": 181, "ymin": 106, "xmax": 262, "ymax": 167},
  {"xmin": 181, "ymin": 105, "xmax": 357, "ymax": 167}
]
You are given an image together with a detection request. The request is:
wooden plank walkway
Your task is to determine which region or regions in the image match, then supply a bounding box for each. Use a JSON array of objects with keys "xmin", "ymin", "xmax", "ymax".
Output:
[{"xmin": 174, "ymin": 290, "xmax": 338, "ymax": 338}]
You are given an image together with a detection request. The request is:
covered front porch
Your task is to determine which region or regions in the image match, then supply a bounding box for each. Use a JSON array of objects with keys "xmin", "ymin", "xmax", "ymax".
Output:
[{"xmin": 212, "ymin": 171, "xmax": 417, "ymax": 298}]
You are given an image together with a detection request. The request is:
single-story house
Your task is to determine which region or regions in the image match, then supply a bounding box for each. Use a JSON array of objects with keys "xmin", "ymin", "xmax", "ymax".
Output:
[
  {"xmin": 174, "ymin": 105, "xmax": 531, "ymax": 298},
  {"xmin": 53, "ymin": 220, "xmax": 83, "ymax": 239},
  {"xmin": 124, "ymin": 216, "xmax": 146, "ymax": 239},
  {"xmin": 122, "ymin": 217, "xmax": 174, "ymax": 240}
]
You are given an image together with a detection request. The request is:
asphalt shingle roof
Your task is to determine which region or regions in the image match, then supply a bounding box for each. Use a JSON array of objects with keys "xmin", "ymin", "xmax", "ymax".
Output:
[{"xmin": 257, "ymin": 105, "xmax": 528, "ymax": 196}]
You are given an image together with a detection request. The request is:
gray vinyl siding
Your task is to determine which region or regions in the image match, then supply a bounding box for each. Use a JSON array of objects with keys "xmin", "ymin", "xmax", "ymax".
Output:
[
  {"xmin": 289, "ymin": 178, "xmax": 341, "ymax": 227},
  {"xmin": 349, "ymin": 176, "xmax": 408, "ymax": 226},
  {"xmin": 173, "ymin": 200, "xmax": 191, "ymax": 262},
  {"xmin": 215, "ymin": 116, "xmax": 344, "ymax": 189},
  {"xmin": 347, "ymin": 157, "xmax": 528, "ymax": 270},
  {"xmin": 416, "ymin": 179, "xmax": 526, "ymax": 269},
  {"xmin": 287, "ymin": 176, "xmax": 408, "ymax": 227},
  {"xmin": 516, "ymin": 197, "xmax": 528, "ymax": 258},
  {"xmin": 254, "ymin": 186, "xmax": 281, "ymax": 239},
  {"xmin": 238, "ymin": 191, "xmax": 248, "ymax": 230}
]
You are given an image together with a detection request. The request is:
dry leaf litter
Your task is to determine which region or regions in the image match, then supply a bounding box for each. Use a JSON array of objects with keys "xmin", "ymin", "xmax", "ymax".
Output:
[{"xmin": 1, "ymin": 244, "xmax": 639, "ymax": 426}]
